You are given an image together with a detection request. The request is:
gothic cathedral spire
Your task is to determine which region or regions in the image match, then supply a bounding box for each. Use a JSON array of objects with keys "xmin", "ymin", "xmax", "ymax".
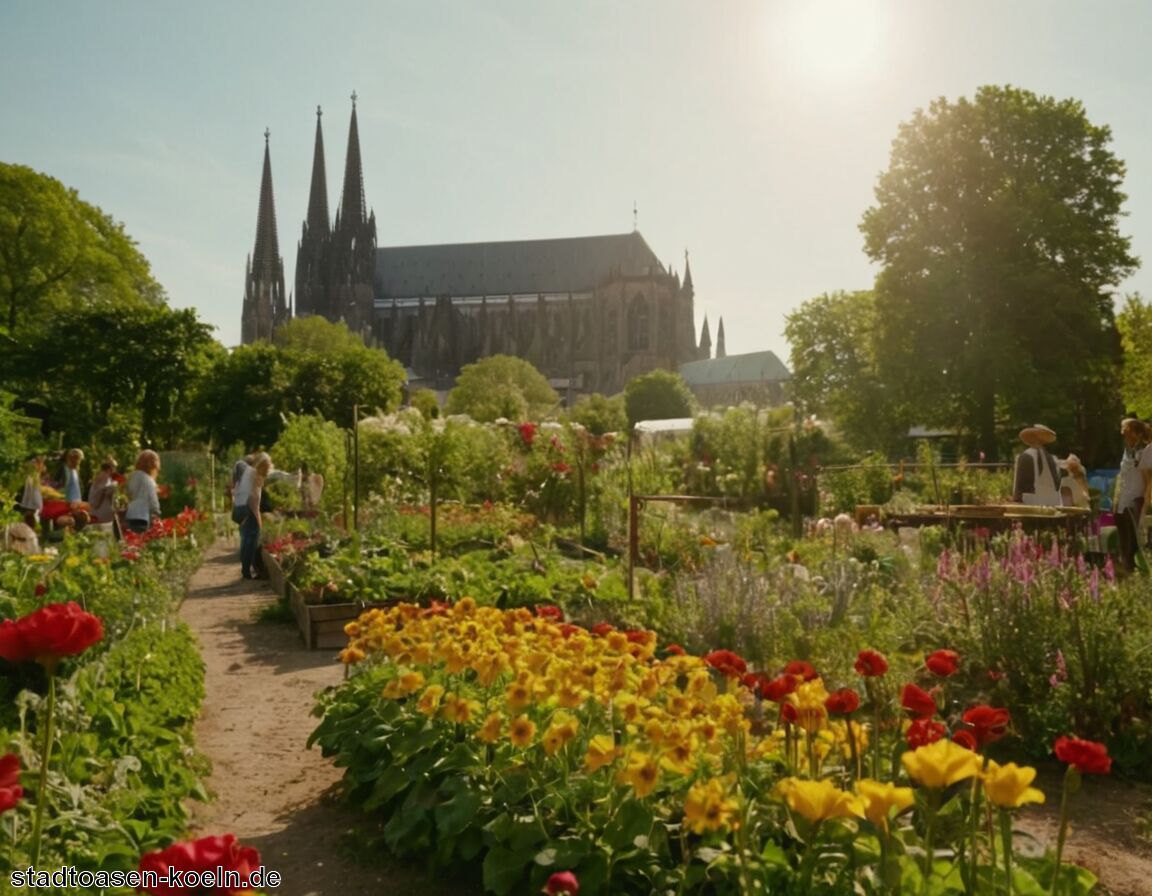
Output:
[
  {"xmin": 306, "ymin": 105, "xmax": 330, "ymax": 238},
  {"xmin": 336, "ymin": 91, "xmax": 367, "ymax": 233},
  {"xmin": 330, "ymin": 92, "xmax": 377, "ymax": 337},
  {"xmin": 716, "ymin": 316, "xmax": 726, "ymax": 359},
  {"xmin": 241, "ymin": 129, "xmax": 288, "ymax": 344},
  {"xmin": 296, "ymin": 106, "xmax": 331, "ymax": 319},
  {"xmin": 698, "ymin": 314, "xmax": 711, "ymax": 360}
]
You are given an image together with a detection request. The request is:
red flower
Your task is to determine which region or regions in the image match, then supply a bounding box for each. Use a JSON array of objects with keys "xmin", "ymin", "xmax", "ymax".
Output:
[
  {"xmin": 906, "ymin": 718, "xmax": 947, "ymax": 748},
  {"xmin": 1054, "ymin": 736, "xmax": 1112, "ymax": 775},
  {"xmin": 543, "ymin": 870, "xmax": 580, "ymax": 895},
  {"xmin": 925, "ymin": 649, "xmax": 960, "ymax": 677},
  {"xmin": 551, "ymin": 462, "xmax": 571, "ymax": 475},
  {"xmin": 0, "ymin": 753, "xmax": 22, "ymax": 815},
  {"xmin": 759, "ymin": 673, "xmax": 798, "ymax": 702},
  {"xmin": 534, "ymin": 605, "xmax": 563, "ymax": 621},
  {"xmin": 952, "ymin": 729, "xmax": 979, "ymax": 751},
  {"xmin": 703, "ymin": 649, "xmax": 748, "ymax": 679},
  {"xmin": 663, "ymin": 643, "xmax": 686, "ymax": 656},
  {"xmin": 783, "ymin": 659, "xmax": 819, "ymax": 681},
  {"xmin": 138, "ymin": 833, "xmax": 260, "ymax": 895},
  {"xmin": 34, "ymin": 583, "xmax": 47, "ymax": 597},
  {"xmin": 779, "ymin": 702, "xmax": 798, "ymax": 724},
  {"xmin": 900, "ymin": 683, "xmax": 937, "ymax": 719},
  {"xmin": 854, "ymin": 649, "xmax": 889, "ymax": 677},
  {"xmin": 0, "ymin": 602, "xmax": 104, "ymax": 669},
  {"xmin": 518, "ymin": 422, "xmax": 538, "ymax": 447},
  {"xmin": 824, "ymin": 687, "xmax": 861, "ymax": 715},
  {"xmin": 590, "ymin": 622, "xmax": 615, "ymax": 636},
  {"xmin": 962, "ymin": 705, "xmax": 1010, "ymax": 748}
]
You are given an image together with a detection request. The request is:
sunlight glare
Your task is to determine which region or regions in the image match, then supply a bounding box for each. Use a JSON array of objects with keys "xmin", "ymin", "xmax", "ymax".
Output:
[{"xmin": 772, "ymin": 0, "xmax": 890, "ymax": 85}]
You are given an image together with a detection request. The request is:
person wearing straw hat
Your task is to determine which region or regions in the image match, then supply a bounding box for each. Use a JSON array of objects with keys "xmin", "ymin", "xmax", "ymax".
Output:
[{"xmin": 1012, "ymin": 424, "xmax": 1062, "ymax": 506}]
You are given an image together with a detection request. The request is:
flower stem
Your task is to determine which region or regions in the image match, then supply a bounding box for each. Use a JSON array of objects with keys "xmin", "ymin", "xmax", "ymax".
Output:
[
  {"xmin": 1052, "ymin": 766, "xmax": 1075, "ymax": 896},
  {"xmin": 30, "ymin": 671, "xmax": 57, "ymax": 866},
  {"xmin": 1000, "ymin": 809, "xmax": 1014, "ymax": 896},
  {"xmin": 921, "ymin": 791, "xmax": 939, "ymax": 896}
]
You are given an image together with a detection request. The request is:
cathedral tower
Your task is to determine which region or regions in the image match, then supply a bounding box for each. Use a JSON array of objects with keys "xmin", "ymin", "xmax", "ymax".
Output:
[
  {"xmin": 329, "ymin": 92, "xmax": 377, "ymax": 337},
  {"xmin": 241, "ymin": 130, "xmax": 288, "ymax": 344},
  {"xmin": 295, "ymin": 105, "xmax": 331, "ymax": 319}
]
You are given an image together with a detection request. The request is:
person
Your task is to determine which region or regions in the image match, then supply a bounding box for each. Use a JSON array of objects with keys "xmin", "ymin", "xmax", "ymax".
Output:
[
  {"xmin": 1115, "ymin": 418, "xmax": 1152, "ymax": 575},
  {"xmin": 125, "ymin": 450, "xmax": 162, "ymax": 534},
  {"xmin": 17, "ymin": 454, "xmax": 45, "ymax": 528},
  {"xmin": 1059, "ymin": 454, "xmax": 1092, "ymax": 509},
  {"xmin": 1011, "ymin": 424, "xmax": 1062, "ymax": 506},
  {"xmin": 232, "ymin": 451, "xmax": 272, "ymax": 579},
  {"xmin": 61, "ymin": 448, "xmax": 84, "ymax": 503},
  {"xmin": 88, "ymin": 457, "xmax": 119, "ymax": 524}
]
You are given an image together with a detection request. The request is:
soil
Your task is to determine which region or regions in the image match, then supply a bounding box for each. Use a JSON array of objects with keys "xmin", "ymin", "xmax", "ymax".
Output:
[{"xmin": 180, "ymin": 540, "xmax": 1152, "ymax": 896}]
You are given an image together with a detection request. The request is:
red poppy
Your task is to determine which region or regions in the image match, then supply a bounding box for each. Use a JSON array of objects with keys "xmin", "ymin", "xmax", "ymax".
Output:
[
  {"xmin": 961, "ymin": 705, "xmax": 1010, "ymax": 747},
  {"xmin": 1054, "ymin": 736, "xmax": 1112, "ymax": 775},
  {"xmin": 703, "ymin": 649, "xmax": 748, "ymax": 679},
  {"xmin": 758, "ymin": 673, "xmax": 799, "ymax": 702},
  {"xmin": 854, "ymin": 649, "xmax": 889, "ymax": 677},
  {"xmin": 952, "ymin": 729, "xmax": 979, "ymax": 751},
  {"xmin": 0, "ymin": 753, "xmax": 22, "ymax": 815},
  {"xmin": 0, "ymin": 602, "xmax": 104, "ymax": 669},
  {"xmin": 783, "ymin": 659, "xmax": 819, "ymax": 681},
  {"xmin": 900, "ymin": 683, "xmax": 938, "ymax": 719},
  {"xmin": 138, "ymin": 834, "xmax": 260, "ymax": 895},
  {"xmin": 543, "ymin": 870, "xmax": 580, "ymax": 895},
  {"xmin": 824, "ymin": 687, "xmax": 861, "ymax": 715},
  {"xmin": 925, "ymin": 649, "xmax": 960, "ymax": 677},
  {"xmin": 906, "ymin": 718, "xmax": 947, "ymax": 748}
]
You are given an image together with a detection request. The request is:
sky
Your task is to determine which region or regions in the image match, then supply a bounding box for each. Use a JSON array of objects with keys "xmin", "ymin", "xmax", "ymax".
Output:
[{"xmin": 4, "ymin": 0, "xmax": 1152, "ymax": 365}]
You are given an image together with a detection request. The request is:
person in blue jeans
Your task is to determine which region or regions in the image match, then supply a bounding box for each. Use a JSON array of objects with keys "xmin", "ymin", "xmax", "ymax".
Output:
[{"xmin": 232, "ymin": 452, "xmax": 272, "ymax": 579}]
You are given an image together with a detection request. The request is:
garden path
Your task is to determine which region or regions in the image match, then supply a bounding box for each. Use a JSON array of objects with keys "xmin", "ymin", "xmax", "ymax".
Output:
[{"xmin": 181, "ymin": 539, "xmax": 477, "ymax": 896}]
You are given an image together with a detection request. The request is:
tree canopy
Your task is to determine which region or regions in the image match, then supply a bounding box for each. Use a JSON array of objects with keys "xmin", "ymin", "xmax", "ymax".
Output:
[
  {"xmin": 1117, "ymin": 294, "xmax": 1152, "ymax": 419},
  {"xmin": 860, "ymin": 85, "xmax": 1135, "ymax": 460},
  {"xmin": 623, "ymin": 369, "xmax": 696, "ymax": 428},
  {"xmin": 0, "ymin": 163, "xmax": 164, "ymax": 335},
  {"xmin": 444, "ymin": 354, "xmax": 558, "ymax": 422}
]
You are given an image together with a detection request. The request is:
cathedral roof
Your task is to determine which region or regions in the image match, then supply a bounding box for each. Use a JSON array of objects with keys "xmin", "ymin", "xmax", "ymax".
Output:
[
  {"xmin": 679, "ymin": 351, "xmax": 792, "ymax": 386},
  {"xmin": 375, "ymin": 231, "xmax": 666, "ymax": 298}
]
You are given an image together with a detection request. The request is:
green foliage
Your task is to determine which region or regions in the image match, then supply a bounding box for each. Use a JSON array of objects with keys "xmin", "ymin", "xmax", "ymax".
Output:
[
  {"xmin": 409, "ymin": 388, "xmax": 441, "ymax": 419},
  {"xmin": 271, "ymin": 412, "xmax": 349, "ymax": 512},
  {"xmin": 861, "ymin": 85, "xmax": 1134, "ymax": 462},
  {"xmin": 445, "ymin": 354, "xmax": 559, "ymax": 423},
  {"xmin": 569, "ymin": 392, "xmax": 626, "ymax": 435},
  {"xmin": 1117, "ymin": 292, "xmax": 1152, "ymax": 418},
  {"xmin": 623, "ymin": 369, "xmax": 695, "ymax": 427}
]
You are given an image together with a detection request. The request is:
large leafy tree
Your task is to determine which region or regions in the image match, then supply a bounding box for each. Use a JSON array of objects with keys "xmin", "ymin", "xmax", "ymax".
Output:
[
  {"xmin": 623, "ymin": 369, "xmax": 696, "ymax": 428},
  {"xmin": 861, "ymin": 86, "xmax": 1135, "ymax": 461},
  {"xmin": 0, "ymin": 163, "xmax": 163, "ymax": 335},
  {"xmin": 785, "ymin": 290, "xmax": 909, "ymax": 455},
  {"xmin": 445, "ymin": 354, "xmax": 558, "ymax": 422},
  {"xmin": 1117, "ymin": 294, "xmax": 1152, "ymax": 418}
]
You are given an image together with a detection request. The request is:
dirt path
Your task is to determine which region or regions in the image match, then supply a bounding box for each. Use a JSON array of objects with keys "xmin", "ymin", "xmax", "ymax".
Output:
[
  {"xmin": 179, "ymin": 540, "xmax": 1151, "ymax": 896},
  {"xmin": 181, "ymin": 540, "xmax": 476, "ymax": 896}
]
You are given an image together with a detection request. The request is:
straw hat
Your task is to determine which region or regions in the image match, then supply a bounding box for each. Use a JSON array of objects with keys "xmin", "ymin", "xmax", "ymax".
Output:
[{"xmin": 1019, "ymin": 424, "xmax": 1056, "ymax": 446}]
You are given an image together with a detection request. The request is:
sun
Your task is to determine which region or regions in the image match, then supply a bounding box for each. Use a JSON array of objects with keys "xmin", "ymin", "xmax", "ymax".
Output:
[{"xmin": 770, "ymin": 0, "xmax": 891, "ymax": 85}]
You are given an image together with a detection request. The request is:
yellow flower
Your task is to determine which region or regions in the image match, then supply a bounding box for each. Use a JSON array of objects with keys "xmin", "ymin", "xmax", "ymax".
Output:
[
  {"xmin": 982, "ymin": 761, "xmax": 1045, "ymax": 809},
  {"xmin": 344, "ymin": 620, "xmax": 362, "ymax": 637},
  {"xmin": 441, "ymin": 695, "xmax": 480, "ymax": 724},
  {"xmin": 584, "ymin": 734, "xmax": 618, "ymax": 773},
  {"xmin": 683, "ymin": 777, "xmax": 740, "ymax": 834},
  {"xmin": 618, "ymin": 751, "xmax": 660, "ymax": 798},
  {"xmin": 508, "ymin": 714, "xmax": 537, "ymax": 748},
  {"xmin": 789, "ymin": 678, "xmax": 830, "ymax": 734},
  {"xmin": 775, "ymin": 778, "xmax": 862, "ymax": 824},
  {"xmin": 416, "ymin": 684, "xmax": 445, "ymax": 716},
  {"xmin": 339, "ymin": 645, "xmax": 366, "ymax": 665},
  {"xmin": 505, "ymin": 679, "xmax": 533, "ymax": 710},
  {"xmin": 541, "ymin": 715, "xmax": 579, "ymax": 756},
  {"xmin": 901, "ymin": 739, "xmax": 982, "ymax": 790},
  {"xmin": 65, "ymin": 555, "xmax": 81, "ymax": 568},
  {"xmin": 477, "ymin": 712, "xmax": 504, "ymax": 744},
  {"xmin": 855, "ymin": 779, "xmax": 915, "ymax": 832}
]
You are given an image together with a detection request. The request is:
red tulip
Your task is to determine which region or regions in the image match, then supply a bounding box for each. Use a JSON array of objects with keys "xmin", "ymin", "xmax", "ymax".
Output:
[
  {"xmin": 759, "ymin": 673, "xmax": 799, "ymax": 702},
  {"xmin": 779, "ymin": 702, "xmax": 798, "ymax": 724},
  {"xmin": 925, "ymin": 649, "xmax": 960, "ymax": 677},
  {"xmin": 961, "ymin": 705, "xmax": 1010, "ymax": 747},
  {"xmin": 824, "ymin": 687, "xmax": 861, "ymax": 715},
  {"xmin": 783, "ymin": 659, "xmax": 819, "ymax": 681},
  {"xmin": 138, "ymin": 834, "xmax": 260, "ymax": 895},
  {"xmin": 952, "ymin": 729, "xmax": 979, "ymax": 751},
  {"xmin": 906, "ymin": 718, "xmax": 946, "ymax": 748},
  {"xmin": 854, "ymin": 649, "xmax": 889, "ymax": 677},
  {"xmin": 0, "ymin": 602, "xmax": 103, "ymax": 669},
  {"xmin": 703, "ymin": 649, "xmax": 747, "ymax": 679},
  {"xmin": 543, "ymin": 870, "xmax": 580, "ymax": 895},
  {"xmin": 900, "ymin": 683, "xmax": 937, "ymax": 719},
  {"xmin": 1054, "ymin": 736, "xmax": 1111, "ymax": 775},
  {"xmin": 0, "ymin": 753, "xmax": 22, "ymax": 815}
]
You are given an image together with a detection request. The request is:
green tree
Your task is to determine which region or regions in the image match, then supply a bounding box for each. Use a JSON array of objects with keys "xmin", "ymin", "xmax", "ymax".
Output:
[
  {"xmin": 270, "ymin": 412, "xmax": 348, "ymax": 512},
  {"xmin": 785, "ymin": 290, "xmax": 909, "ymax": 454},
  {"xmin": 623, "ymin": 369, "xmax": 696, "ymax": 427},
  {"xmin": 0, "ymin": 163, "xmax": 163, "ymax": 335},
  {"xmin": 861, "ymin": 85, "xmax": 1135, "ymax": 461},
  {"xmin": 444, "ymin": 354, "xmax": 558, "ymax": 422},
  {"xmin": 1117, "ymin": 293, "xmax": 1152, "ymax": 418},
  {"xmin": 569, "ymin": 392, "xmax": 627, "ymax": 435},
  {"xmin": 191, "ymin": 342, "xmax": 291, "ymax": 451}
]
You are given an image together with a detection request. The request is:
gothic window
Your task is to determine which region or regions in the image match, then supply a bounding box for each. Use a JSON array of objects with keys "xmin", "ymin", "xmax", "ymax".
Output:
[{"xmin": 627, "ymin": 294, "xmax": 650, "ymax": 352}]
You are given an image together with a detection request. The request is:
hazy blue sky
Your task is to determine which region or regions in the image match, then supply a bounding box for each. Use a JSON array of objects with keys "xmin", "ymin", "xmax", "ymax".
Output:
[{"xmin": 3, "ymin": 1, "xmax": 1151, "ymax": 363}]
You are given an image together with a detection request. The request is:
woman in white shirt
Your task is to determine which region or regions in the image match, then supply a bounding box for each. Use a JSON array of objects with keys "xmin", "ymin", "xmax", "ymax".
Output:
[
  {"xmin": 125, "ymin": 450, "xmax": 162, "ymax": 534},
  {"xmin": 233, "ymin": 452, "xmax": 272, "ymax": 579},
  {"xmin": 1115, "ymin": 418, "xmax": 1152, "ymax": 574}
]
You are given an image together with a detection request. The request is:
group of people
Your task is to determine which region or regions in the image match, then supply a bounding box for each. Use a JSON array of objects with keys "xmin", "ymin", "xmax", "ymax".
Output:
[
  {"xmin": 15, "ymin": 448, "xmax": 167, "ymax": 538},
  {"xmin": 1012, "ymin": 418, "xmax": 1152, "ymax": 574}
]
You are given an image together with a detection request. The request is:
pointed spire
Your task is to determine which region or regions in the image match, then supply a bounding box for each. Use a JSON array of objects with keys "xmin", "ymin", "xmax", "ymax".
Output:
[
  {"xmin": 683, "ymin": 249, "xmax": 694, "ymax": 295},
  {"xmin": 699, "ymin": 314, "xmax": 712, "ymax": 359},
  {"xmin": 252, "ymin": 128, "xmax": 281, "ymax": 276},
  {"xmin": 306, "ymin": 105, "xmax": 330, "ymax": 236},
  {"xmin": 337, "ymin": 91, "xmax": 367, "ymax": 231},
  {"xmin": 716, "ymin": 316, "xmax": 726, "ymax": 358}
]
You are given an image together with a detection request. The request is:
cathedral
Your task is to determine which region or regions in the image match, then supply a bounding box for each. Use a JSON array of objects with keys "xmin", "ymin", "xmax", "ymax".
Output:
[{"xmin": 241, "ymin": 98, "xmax": 709, "ymax": 396}]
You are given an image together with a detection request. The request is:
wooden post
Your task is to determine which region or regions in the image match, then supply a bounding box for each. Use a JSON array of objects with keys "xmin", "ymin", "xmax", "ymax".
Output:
[
  {"xmin": 352, "ymin": 404, "xmax": 360, "ymax": 532},
  {"xmin": 628, "ymin": 494, "xmax": 640, "ymax": 600}
]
